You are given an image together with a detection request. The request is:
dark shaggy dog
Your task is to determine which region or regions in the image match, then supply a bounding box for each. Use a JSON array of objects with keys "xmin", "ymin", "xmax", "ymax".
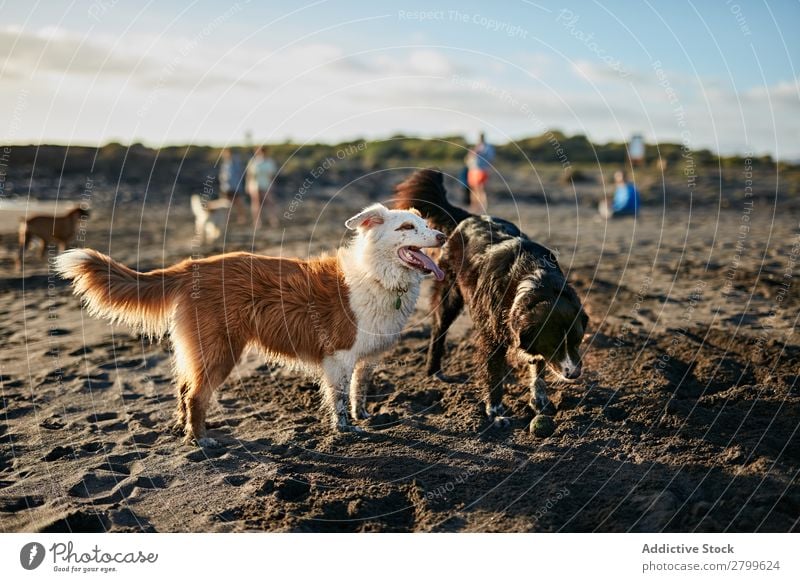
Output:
[{"xmin": 394, "ymin": 169, "xmax": 588, "ymax": 427}]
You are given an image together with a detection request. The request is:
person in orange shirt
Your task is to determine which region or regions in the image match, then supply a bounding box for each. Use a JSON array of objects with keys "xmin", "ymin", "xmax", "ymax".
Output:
[{"xmin": 466, "ymin": 132, "xmax": 495, "ymax": 214}]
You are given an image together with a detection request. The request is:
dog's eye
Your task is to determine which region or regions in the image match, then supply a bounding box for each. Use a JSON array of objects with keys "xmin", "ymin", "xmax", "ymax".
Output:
[{"xmin": 395, "ymin": 222, "xmax": 415, "ymax": 231}]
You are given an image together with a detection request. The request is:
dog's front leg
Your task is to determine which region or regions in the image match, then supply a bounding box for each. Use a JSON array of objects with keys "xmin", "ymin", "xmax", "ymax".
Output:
[
  {"xmin": 529, "ymin": 358, "xmax": 556, "ymax": 415},
  {"xmin": 427, "ymin": 277, "xmax": 464, "ymax": 379},
  {"xmin": 483, "ymin": 342, "xmax": 510, "ymax": 427},
  {"xmin": 322, "ymin": 356, "xmax": 363, "ymax": 433},
  {"xmin": 349, "ymin": 360, "xmax": 374, "ymax": 421}
]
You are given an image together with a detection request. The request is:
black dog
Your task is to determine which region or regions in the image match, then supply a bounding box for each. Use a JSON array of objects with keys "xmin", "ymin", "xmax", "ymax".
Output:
[{"xmin": 394, "ymin": 169, "xmax": 588, "ymax": 427}]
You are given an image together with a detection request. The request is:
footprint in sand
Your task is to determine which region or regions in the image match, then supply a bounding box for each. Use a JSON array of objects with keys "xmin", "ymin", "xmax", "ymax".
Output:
[
  {"xmin": 133, "ymin": 475, "xmax": 170, "ymax": 489},
  {"xmin": 3, "ymin": 405, "xmax": 34, "ymax": 420},
  {"xmin": 40, "ymin": 416, "xmax": 66, "ymax": 430},
  {"xmin": 86, "ymin": 416, "xmax": 128, "ymax": 433},
  {"xmin": 82, "ymin": 376, "xmax": 114, "ymax": 391},
  {"xmin": 274, "ymin": 474, "xmax": 311, "ymax": 502},
  {"xmin": 98, "ymin": 358, "xmax": 144, "ymax": 370},
  {"xmin": 0, "ymin": 375, "xmax": 24, "ymax": 388},
  {"xmin": 38, "ymin": 509, "xmax": 109, "ymax": 533},
  {"xmin": 86, "ymin": 412, "xmax": 118, "ymax": 423},
  {"xmin": 127, "ymin": 410, "xmax": 158, "ymax": 428},
  {"xmin": 0, "ymin": 495, "xmax": 45, "ymax": 513},
  {"xmin": 108, "ymin": 507, "xmax": 156, "ymax": 532},
  {"xmin": 68, "ymin": 471, "xmax": 124, "ymax": 498},
  {"xmin": 218, "ymin": 475, "xmax": 250, "ymax": 487},
  {"xmin": 185, "ymin": 448, "xmax": 227, "ymax": 462},
  {"xmin": 81, "ymin": 441, "xmax": 113, "ymax": 454},
  {"xmin": 67, "ymin": 447, "xmax": 173, "ymax": 507},
  {"xmin": 48, "ymin": 328, "xmax": 71, "ymax": 337},
  {"xmin": 124, "ymin": 431, "xmax": 160, "ymax": 446},
  {"xmin": 42, "ymin": 445, "xmax": 75, "ymax": 462}
]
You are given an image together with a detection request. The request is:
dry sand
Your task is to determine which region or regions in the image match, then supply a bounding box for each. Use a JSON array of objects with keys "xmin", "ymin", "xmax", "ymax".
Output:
[{"xmin": 1, "ymin": 171, "xmax": 798, "ymax": 532}]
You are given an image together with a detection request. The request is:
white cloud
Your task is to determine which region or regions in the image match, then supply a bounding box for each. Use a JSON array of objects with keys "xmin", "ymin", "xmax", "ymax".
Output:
[
  {"xmin": 0, "ymin": 25, "xmax": 796, "ymax": 158},
  {"xmin": 743, "ymin": 79, "xmax": 800, "ymax": 103},
  {"xmin": 0, "ymin": 26, "xmax": 159, "ymax": 80}
]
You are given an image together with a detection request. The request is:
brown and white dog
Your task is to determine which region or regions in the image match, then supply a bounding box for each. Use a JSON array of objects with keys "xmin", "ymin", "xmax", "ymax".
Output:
[{"xmin": 55, "ymin": 203, "xmax": 445, "ymax": 447}]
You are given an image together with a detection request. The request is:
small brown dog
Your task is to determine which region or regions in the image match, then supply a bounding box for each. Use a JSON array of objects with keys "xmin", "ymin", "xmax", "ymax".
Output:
[{"xmin": 18, "ymin": 207, "xmax": 89, "ymax": 266}]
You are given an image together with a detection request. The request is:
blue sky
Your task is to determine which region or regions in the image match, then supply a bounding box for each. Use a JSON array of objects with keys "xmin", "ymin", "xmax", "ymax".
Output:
[{"xmin": 2, "ymin": 0, "xmax": 798, "ymax": 157}]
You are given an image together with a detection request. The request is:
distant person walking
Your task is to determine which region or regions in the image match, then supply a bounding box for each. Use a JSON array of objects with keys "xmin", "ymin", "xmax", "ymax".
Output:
[
  {"xmin": 219, "ymin": 148, "xmax": 247, "ymax": 224},
  {"xmin": 467, "ymin": 132, "xmax": 495, "ymax": 213},
  {"xmin": 246, "ymin": 146, "xmax": 278, "ymax": 228},
  {"xmin": 599, "ymin": 170, "xmax": 640, "ymax": 219},
  {"xmin": 458, "ymin": 163, "xmax": 471, "ymax": 207}
]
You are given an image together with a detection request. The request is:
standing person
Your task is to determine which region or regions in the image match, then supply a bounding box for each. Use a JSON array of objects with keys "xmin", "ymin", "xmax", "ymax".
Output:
[
  {"xmin": 246, "ymin": 146, "xmax": 278, "ymax": 228},
  {"xmin": 458, "ymin": 161, "xmax": 471, "ymax": 207},
  {"xmin": 219, "ymin": 148, "xmax": 247, "ymax": 224},
  {"xmin": 467, "ymin": 132, "xmax": 495, "ymax": 213},
  {"xmin": 599, "ymin": 170, "xmax": 640, "ymax": 219},
  {"xmin": 628, "ymin": 133, "xmax": 645, "ymax": 167}
]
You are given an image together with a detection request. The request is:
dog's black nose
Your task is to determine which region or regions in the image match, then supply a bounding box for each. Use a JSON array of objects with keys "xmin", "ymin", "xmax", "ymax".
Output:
[
  {"xmin": 564, "ymin": 365, "xmax": 582, "ymax": 380},
  {"xmin": 435, "ymin": 232, "xmax": 446, "ymax": 245}
]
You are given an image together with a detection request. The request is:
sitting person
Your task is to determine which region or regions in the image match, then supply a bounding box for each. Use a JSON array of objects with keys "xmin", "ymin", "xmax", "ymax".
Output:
[{"xmin": 599, "ymin": 170, "xmax": 640, "ymax": 218}]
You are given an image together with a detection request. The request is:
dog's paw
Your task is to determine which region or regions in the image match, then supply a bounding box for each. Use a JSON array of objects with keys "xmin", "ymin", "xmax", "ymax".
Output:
[
  {"xmin": 491, "ymin": 415, "xmax": 511, "ymax": 428},
  {"xmin": 196, "ymin": 437, "xmax": 221, "ymax": 448},
  {"xmin": 487, "ymin": 404, "xmax": 511, "ymax": 428},
  {"xmin": 336, "ymin": 424, "xmax": 366, "ymax": 435},
  {"xmin": 532, "ymin": 398, "xmax": 556, "ymax": 416},
  {"xmin": 431, "ymin": 371, "xmax": 462, "ymax": 384},
  {"xmin": 351, "ymin": 407, "xmax": 372, "ymax": 421}
]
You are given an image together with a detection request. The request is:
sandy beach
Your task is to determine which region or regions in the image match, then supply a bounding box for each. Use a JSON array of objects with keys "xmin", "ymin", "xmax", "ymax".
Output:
[{"xmin": 1, "ymin": 165, "xmax": 798, "ymax": 532}]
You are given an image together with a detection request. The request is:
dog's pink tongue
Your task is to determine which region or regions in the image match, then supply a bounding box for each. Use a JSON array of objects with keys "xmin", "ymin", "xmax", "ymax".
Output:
[{"xmin": 411, "ymin": 249, "xmax": 445, "ymax": 281}]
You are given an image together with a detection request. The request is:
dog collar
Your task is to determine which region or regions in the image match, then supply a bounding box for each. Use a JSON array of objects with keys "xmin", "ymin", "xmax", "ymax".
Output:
[
  {"xmin": 393, "ymin": 285, "xmax": 408, "ymax": 310},
  {"xmin": 372, "ymin": 278, "xmax": 408, "ymax": 309}
]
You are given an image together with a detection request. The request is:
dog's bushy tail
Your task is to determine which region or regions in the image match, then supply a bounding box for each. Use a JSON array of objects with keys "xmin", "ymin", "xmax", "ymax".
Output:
[
  {"xmin": 55, "ymin": 249, "xmax": 186, "ymax": 338},
  {"xmin": 393, "ymin": 169, "xmax": 472, "ymax": 235}
]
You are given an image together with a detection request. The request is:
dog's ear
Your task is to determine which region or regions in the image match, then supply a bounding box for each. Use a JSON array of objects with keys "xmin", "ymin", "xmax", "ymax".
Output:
[
  {"xmin": 345, "ymin": 204, "xmax": 387, "ymax": 230},
  {"xmin": 580, "ymin": 309, "xmax": 589, "ymax": 330},
  {"xmin": 407, "ymin": 207, "xmax": 422, "ymax": 217}
]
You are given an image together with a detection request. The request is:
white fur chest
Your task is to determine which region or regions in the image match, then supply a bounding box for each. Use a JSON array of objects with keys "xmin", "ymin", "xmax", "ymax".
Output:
[{"xmin": 346, "ymin": 277, "xmax": 421, "ymax": 358}]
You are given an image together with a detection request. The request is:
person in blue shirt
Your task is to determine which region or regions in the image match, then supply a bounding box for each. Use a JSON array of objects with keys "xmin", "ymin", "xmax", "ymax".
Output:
[
  {"xmin": 219, "ymin": 148, "xmax": 247, "ymax": 224},
  {"xmin": 600, "ymin": 170, "xmax": 640, "ymax": 218}
]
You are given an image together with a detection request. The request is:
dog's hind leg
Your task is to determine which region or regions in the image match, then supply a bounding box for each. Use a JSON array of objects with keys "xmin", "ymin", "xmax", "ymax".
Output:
[
  {"xmin": 176, "ymin": 328, "xmax": 245, "ymax": 447},
  {"xmin": 171, "ymin": 337, "xmax": 195, "ymax": 436},
  {"xmin": 426, "ymin": 280, "xmax": 464, "ymax": 379},
  {"xmin": 349, "ymin": 360, "xmax": 374, "ymax": 421},
  {"xmin": 529, "ymin": 358, "xmax": 556, "ymax": 416},
  {"xmin": 322, "ymin": 356, "xmax": 362, "ymax": 433},
  {"xmin": 171, "ymin": 381, "xmax": 190, "ymax": 435},
  {"xmin": 483, "ymin": 341, "xmax": 510, "ymax": 427},
  {"xmin": 39, "ymin": 238, "xmax": 51, "ymax": 259},
  {"xmin": 16, "ymin": 231, "xmax": 29, "ymax": 270}
]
